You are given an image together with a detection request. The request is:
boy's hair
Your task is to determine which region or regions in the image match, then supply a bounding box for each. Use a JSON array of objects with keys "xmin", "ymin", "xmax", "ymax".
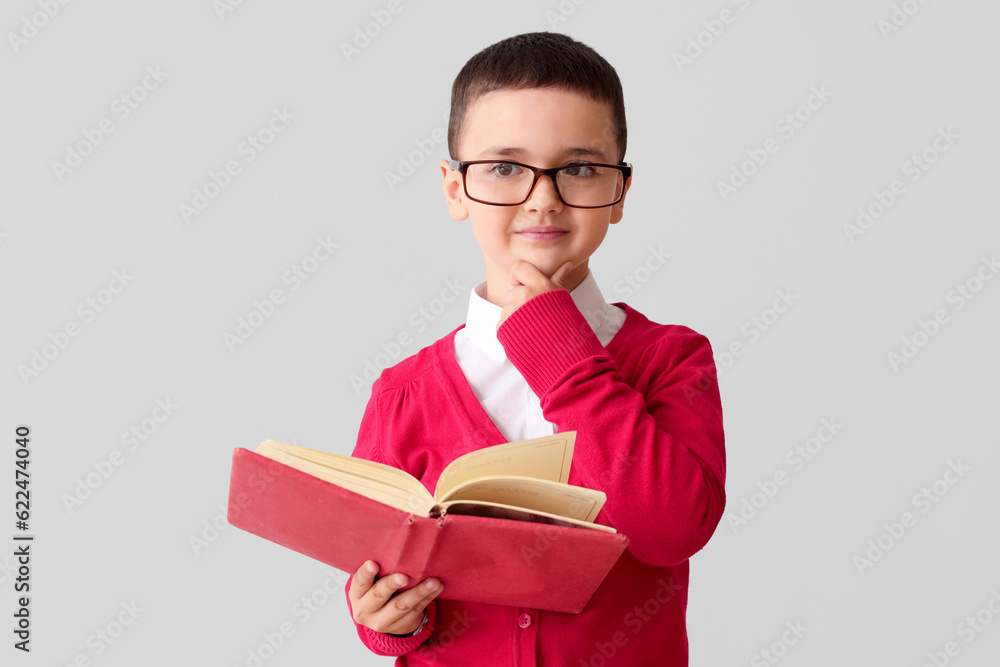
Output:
[{"xmin": 448, "ymin": 32, "xmax": 627, "ymax": 163}]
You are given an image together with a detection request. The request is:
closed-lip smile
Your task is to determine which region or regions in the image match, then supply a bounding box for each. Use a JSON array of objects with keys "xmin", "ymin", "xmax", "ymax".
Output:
[{"xmin": 517, "ymin": 227, "xmax": 568, "ymax": 238}]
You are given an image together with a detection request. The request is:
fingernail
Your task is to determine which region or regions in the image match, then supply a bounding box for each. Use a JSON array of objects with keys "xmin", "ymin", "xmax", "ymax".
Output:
[
  {"xmin": 425, "ymin": 579, "xmax": 439, "ymax": 590},
  {"xmin": 366, "ymin": 562, "xmax": 377, "ymax": 574},
  {"xmin": 395, "ymin": 574, "xmax": 407, "ymax": 586}
]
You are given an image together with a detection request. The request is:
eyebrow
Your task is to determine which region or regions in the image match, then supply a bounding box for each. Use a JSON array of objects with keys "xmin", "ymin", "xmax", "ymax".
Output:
[{"xmin": 474, "ymin": 146, "xmax": 607, "ymax": 161}]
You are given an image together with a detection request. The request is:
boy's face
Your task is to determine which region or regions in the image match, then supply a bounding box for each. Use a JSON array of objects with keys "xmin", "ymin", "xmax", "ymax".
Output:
[{"xmin": 440, "ymin": 87, "xmax": 630, "ymax": 305}]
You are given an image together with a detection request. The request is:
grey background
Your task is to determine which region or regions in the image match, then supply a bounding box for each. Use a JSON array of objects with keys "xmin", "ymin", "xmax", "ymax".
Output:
[{"xmin": 2, "ymin": 0, "xmax": 998, "ymax": 665}]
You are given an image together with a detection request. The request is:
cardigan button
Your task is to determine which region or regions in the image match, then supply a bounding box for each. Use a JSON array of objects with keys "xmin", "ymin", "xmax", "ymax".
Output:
[{"xmin": 517, "ymin": 613, "xmax": 532, "ymax": 629}]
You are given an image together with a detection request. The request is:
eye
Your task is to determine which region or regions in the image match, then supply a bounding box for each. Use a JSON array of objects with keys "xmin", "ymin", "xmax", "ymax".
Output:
[
  {"xmin": 561, "ymin": 163, "xmax": 597, "ymax": 178},
  {"xmin": 487, "ymin": 162, "xmax": 521, "ymax": 178}
]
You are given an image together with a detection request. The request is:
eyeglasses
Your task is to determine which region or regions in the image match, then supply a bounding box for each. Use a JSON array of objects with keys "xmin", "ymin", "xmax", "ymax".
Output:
[{"xmin": 448, "ymin": 159, "xmax": 632, "ymax": 209}]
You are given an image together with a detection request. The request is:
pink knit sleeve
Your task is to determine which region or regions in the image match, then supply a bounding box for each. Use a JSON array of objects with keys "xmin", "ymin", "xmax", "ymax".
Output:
[
  {"xmin": 343, "ymin": 377, "xmax": 438, "ymax": 656},
  {"xmin": 497, "ymin": 289, "xmax": 726, "ymax": 566}
]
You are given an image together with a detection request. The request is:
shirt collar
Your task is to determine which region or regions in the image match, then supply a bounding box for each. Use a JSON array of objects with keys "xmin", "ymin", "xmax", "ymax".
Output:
[{"xmin": 462, "ymin": 270, "xmax": 611, "ymax": 362}]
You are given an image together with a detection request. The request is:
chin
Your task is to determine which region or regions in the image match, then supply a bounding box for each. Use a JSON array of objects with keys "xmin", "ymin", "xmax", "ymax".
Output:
[{"xmin": 522, "ymin": 252, "xmax": 573, "ymax": 276}]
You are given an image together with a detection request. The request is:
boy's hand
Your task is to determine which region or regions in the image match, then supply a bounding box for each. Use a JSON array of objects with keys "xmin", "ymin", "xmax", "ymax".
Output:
[
  {"xmin": 349, "ymin": 560, "xmax": 442, "ymax": 636},
  {"xmin": 497, "ymin": 260, "xmax": 574, "ymax": 330}
]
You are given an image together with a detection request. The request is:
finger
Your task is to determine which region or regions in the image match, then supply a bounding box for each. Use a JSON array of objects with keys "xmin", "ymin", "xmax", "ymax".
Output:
[
  {"xmin": 372, "ymin": 578, "xmax": 444, "ymax": 634},
  {"xmin": 348, "ymin": 560, "xmax": 379, "ymax": 605},
  {"xmin": 550, "ymin": 260, "xmax": 574, "ymax": 288},
  {"xmin": 388, "ymin": 577, "xmax": 443, "ymax": 618},
  {"xmin": 353, "ymin": 571, "xmax": 412, "ymax": 628},
  {"xmin": 501, "ymin": 283, "xmax": 529, "ymax": 304},
  {"xmin": 509, "ymin": 263, "xmax": 523, "ymax": 286},
  {"xmin": 509, "ymin": 260, "xmax": 544, "ymax": 287},
  {"xmin": 362, "ymin": 572, "xmax": 413, "ymax": 613}
]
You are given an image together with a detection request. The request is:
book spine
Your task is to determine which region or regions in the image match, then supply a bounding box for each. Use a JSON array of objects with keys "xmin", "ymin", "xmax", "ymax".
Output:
[{"xmin": 380, "ymin": 515, "xmax": 442, "ymax": 582}]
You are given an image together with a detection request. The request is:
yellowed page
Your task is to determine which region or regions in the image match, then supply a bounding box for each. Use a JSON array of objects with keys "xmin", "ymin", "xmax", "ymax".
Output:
[
  {"xmin": 435, "ymin": 431, "xmax": 576, "ymax": 499},
  {"xmin": 437, "ymin": 474, "xmax": 605, "ymax": 523},
  {"xmin": 255, "ymin": 440, "xmax": 434, "ymax": 515},
  {"xmin": 437, "ymin": 500, "xmax": 616, "ymax": 533}
]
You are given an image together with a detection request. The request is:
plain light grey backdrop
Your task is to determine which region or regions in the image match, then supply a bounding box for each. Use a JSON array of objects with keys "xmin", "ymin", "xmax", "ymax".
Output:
[{"xmin": 3, "ymin": 1, "xmax": 998, "ymax": 665}]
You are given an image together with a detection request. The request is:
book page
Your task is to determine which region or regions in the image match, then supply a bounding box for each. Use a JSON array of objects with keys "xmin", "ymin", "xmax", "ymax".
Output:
[
  {"xmin": 255, "ymin": 440, "xmax": 434, "ymax": 515},
  {"xmin": 435, "ymin": 431, "xmax": 576, "ymax": 499},
  {"xmin": 438, "ymin": 501, "xmax": 616, "ymax": 533},
  {"xmin": 437, "ymin": 474, "xmax": 606, "ymax": 523}
]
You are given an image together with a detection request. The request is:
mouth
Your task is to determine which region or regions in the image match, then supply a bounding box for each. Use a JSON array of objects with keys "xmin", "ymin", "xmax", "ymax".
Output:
[{"xmin": 516, "ymin": 228, "xmax": 568, "ymax": 241}]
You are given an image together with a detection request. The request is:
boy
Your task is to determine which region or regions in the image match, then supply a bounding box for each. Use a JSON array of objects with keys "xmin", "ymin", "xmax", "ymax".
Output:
[{"xmin": 345, "ymin": 32, "xmax": 725, "ymax": 665}]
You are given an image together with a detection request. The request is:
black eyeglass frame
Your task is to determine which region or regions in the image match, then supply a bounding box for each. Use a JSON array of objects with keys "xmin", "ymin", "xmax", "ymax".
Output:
[{"xmin": 448, "ymin": 159, "xmax": 633, "ymax": 209}]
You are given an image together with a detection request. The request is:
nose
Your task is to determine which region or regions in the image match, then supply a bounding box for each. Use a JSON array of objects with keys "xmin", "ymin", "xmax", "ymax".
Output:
[{"xmin": 524, "ymin": 173, "xmax": 563, "ymax": 212}]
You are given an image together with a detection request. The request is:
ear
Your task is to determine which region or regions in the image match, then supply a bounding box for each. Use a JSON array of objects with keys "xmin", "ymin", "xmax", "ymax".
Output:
[
  {"xmin": 440, "ymin": 159, "xmax": 469, "ymax": 222},
  {"xmin": 609, "ymin": 165, "xmax": 633, "ymax": 225}
]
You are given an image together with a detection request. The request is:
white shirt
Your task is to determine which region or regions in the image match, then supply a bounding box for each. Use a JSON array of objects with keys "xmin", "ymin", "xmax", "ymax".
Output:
[{"xmin": 453, "ymin": 271, "xmax": 626, "ymax": 443}]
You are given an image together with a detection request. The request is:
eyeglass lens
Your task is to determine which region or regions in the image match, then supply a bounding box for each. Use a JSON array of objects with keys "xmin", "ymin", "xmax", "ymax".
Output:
[{"xmin": 465, "ymin": 162, "xmax": 624, "ymax": 207}]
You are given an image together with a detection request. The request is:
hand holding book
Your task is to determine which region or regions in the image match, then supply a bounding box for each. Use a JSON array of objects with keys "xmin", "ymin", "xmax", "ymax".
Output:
[
  {"xmin": 227, "ymin": 431, "xmax": 629, "ymax": 613},
  {"xmin": 348, "ymin": 560, "xmax": 441, "ymax": 637}
]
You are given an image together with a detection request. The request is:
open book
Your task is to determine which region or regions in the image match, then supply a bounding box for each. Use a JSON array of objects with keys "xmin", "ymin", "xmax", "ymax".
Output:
[
  {"xmin": 228, "ymin": 431, "xmax": 629, "ymax": 613},
  {"xmin": 255, "ymin": 431, "xmax": 613, "ymax": 532}
]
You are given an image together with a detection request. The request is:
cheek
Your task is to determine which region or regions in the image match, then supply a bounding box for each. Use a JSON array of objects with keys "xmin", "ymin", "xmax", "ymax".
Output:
[
  {"xmin": 576, "ymin": 218, "xmax": 611, "ymax": 248},
  {"xmin": 470, "ymin": 214, "xmax": 512, "ymax": 253}
]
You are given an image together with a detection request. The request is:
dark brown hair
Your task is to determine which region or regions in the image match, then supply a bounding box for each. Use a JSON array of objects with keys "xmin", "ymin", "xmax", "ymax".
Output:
[{"xmin": 448, "ymin": 32, "xmax": 627, "ymax": 163}]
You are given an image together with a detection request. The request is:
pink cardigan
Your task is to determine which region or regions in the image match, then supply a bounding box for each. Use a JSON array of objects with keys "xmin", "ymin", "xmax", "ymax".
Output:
[{"xmin": 346, "ymin": 289, "xmax": 726, "ymax": 666}]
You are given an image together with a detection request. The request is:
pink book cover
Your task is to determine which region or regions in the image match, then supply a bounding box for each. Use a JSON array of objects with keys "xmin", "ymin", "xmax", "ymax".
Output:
[{"xmin": 227, "ymin": 447, "xmax": 628, "ymax": 613}]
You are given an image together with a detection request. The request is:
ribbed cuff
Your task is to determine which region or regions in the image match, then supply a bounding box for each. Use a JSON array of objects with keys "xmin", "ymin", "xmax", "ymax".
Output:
[
  {"xmin": 363, "ymin": 600, "xmax": 437, "ymax": 655},
  {"xmin": 496, "ymin": 289, "xmax": 607, "ymax": 397}
]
